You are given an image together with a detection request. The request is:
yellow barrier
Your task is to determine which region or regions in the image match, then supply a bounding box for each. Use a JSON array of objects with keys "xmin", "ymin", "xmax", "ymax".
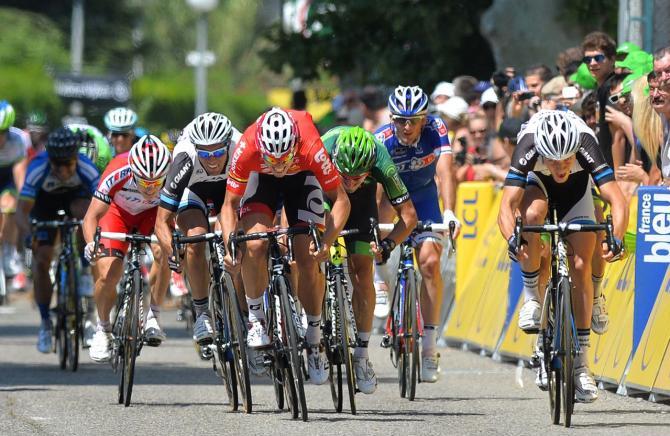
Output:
[
  {"xmin": 445, "ymin": 191, "xmax": 510, "ymax": 351},
  {"xmin": 652, "ymin": 341, "xmax": 670, "ymax": 396},
  {"xmin": 625, "ymin": 264, "xmax": 670, "ymax": 394},
  {"xmin": 455, "ymin": 182, "xmax": 496, "ymax": 302},
  {"xmin": 496, "ymin": 296, "xmax": 536, "ymax": 360}
]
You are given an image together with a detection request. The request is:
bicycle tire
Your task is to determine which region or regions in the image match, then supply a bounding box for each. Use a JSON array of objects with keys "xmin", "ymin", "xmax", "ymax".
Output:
[
  {"xmin": 405, "ymin": 271, "xmax": 419, "ymax": 401},
  {"xmin": 544, "ymin": 286, "xmax": 560, "ymax": 425},
  {"xmin": 271, "ymin": 365, "xmax": 285, "ymax": 410},
  {"xmin": 66, "ymin": 257, "xmax": 80, "ymax": 372},
  {"xmin": 122, "ymin": 268, "xmax": 141, "ymax": 407},
  {"xmin": 0, "ymin": 259, "xmax": 7, "ymax": 306},
  {"xmin": 115, "ymin": 287, "xmax": 130, "ymax": 404},
  {"xmin": 278, "ymin": 277, "xmax": 307, "ymax": 421},
  {"xmin": 323, "ymin": 290, "xmax": 343, "ymax": 412},
  {"xmin": 335, "ymin": 278, "xmax": 356, "ymax": 414},
  {"xmin": 56, "ymin": 262, "xmax": 67, "ymax": 370},
  {"xmin": 211, "ymin": 281, "xmax": 236, "ymax": 410},
  {"xmin": 560, "ymin": 278, "xmax": 575, "ymax": 427},
  {"xmin": 225, "ymin": 275, "xmax": 252, "ymax": 413},
  {"xmin": 395, "ymin": 274, "xmax": 407, "ymax": 398}
]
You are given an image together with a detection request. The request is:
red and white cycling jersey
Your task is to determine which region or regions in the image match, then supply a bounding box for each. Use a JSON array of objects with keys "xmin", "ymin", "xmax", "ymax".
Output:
[
  {"xmin": 227, "ymin": 109, "xmax": 340, "ymax": 196},
  {"xmin": 94, "ymin": 154, "xmax": 159, "ymax": 215}
]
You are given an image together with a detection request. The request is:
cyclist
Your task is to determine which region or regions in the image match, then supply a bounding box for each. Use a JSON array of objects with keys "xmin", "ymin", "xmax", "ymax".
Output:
[
  {"xmin": 24, "ymin": 110, "xmax": 49, "ymax": 159},
  {"xmin": 155, "ymin": 113, "xmax": 241, "ymax": 345},
  {"xmin": 83, "ymin": 135, "xmax": 172, "ymax": 362},
  {"xmin": 498, "ymin": 110, "xmax": 627, "ymax": 403},
  {"xmin": 321, "ymin": 125, "xmax": 417, "ymax": 393},
  {"xmin": 67, "ymin": 123, "xmax": 114, "ymax": 174},
  {"xmin": 17, "ymin": 127, "xmax": 99, "ymax": 353},
  {"xmin": 0, "ymin": 101, "xmax": 29, "ymax": 282},
  {"xmin": 104, "ymin": 107, "xmax": 138, "ymax": 155},
  {"xmin": 374, "ymin": 86, "xmax": 461, "ymax": 382},
  {"xmin": 221, "ymin": 107, "xmax": 351, "ymax": 385}
]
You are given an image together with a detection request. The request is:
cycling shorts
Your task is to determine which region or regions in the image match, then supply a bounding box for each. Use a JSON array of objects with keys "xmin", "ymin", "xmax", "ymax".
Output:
[
  {"xmin": 408, "ymin": 183, "xmax": 442, "ymax": 244},
  {"xmin": 341, "ymin": 181, "xmax": 376, "ymax": 257},
  {"xmin": 177, "ymin": 179, "xmax": 227, "ymax": 217},
  {"xmin": 31, "ymin": 189, "xmax": 91, "ymax": 246},
  {"xmin": 98, "ymin": 203, "xmax": 157, "ymax": 258},
  {"xmin": 527, "ymin": 170, "xmax": 596, "ymax": 224},
  {"xmin": 0, "ymin": 165, "xmax": 16, "ymax": 196},
  {"xmin": 240, "ymin": 171, "xmax": 325, "ymax": 227}
]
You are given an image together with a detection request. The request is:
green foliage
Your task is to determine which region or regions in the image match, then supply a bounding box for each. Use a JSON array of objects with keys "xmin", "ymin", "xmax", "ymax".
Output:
[
  {"xmin": 262, "ymin": 0, "xmax": 495, "ymax": 89},
  {"xmin": 560, "ymin": 0, "xmax": 618, "ymax": 36}
]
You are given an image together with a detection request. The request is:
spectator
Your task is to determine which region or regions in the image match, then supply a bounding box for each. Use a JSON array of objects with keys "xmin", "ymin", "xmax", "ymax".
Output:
[
  {"xmin": 539, "ymin": 75, "xmax": 568, "ymax": 110},
  {"xmin": 453, "ymin": 75, "xmax": 480, "ymax": 105},
  {"xmin": 582, "ymin": 31, "xmax": 617, "ymax": 166},
  {"xmin": 361, "ymin": 86, "xmax": 391, "ymax": 133},
  {"xmin": 436, "ymin": 96, "xmax": 469, "ymax": 145},
  {"xmin": 430, "ymin": 82, "xmax": 455, "ymax": 105},
  {"xmin": 507, "ymin": 64, "xmax": 553, "ymax": 120},
  {"xmin": 497, "ymin": 117, "xmax": 523, "ymax": 159},
  {"xmin": 556, "ymin": 47, "xmax": 583, "ymax": 80},
  {"xmin": 629, "ymin": 73, "xmax": 662, "ymax": 185},
  {"xmin": 455, "ymin": 114, "xmax": 508, "ymax": 183},
  {"xmin": 648, "ymin": 70, "xmax": 670, "ymax": 183},
  {"xmin": 480, "ymin": 87, "xmax": 501, "ymax": 135}
]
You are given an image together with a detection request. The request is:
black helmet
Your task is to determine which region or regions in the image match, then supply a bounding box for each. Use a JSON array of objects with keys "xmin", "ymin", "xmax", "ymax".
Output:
[{"xmin": 46, "ymin": 127, "xmax": 81, "ymax": 160}]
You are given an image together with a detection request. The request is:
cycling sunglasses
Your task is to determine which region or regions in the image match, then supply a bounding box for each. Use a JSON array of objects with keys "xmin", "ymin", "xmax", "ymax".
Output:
[
  {"xmin": 582, "ymin": 54, "xmax": 607, "ymax": 64},
  {"xmin": 196, "ymin": 145, "xmax": 228, "ymax": 159},
  {"xmin": 135, "ymin": 175, "xmax": 166, "ymax": 189},
  {"xmin": 392, "ymin": 116, "xmax": 424, "ymax": 127},
  {"xmin": 262, "ymin": 150, "xmax": 295, "ymax": 166},
  {"xmin": 341, "ymin": 172, "xmax": 369, "ymax": 182}
]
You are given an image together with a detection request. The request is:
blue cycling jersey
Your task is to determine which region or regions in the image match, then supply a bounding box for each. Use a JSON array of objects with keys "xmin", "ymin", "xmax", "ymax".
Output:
[
  {"xmin": 20, "ymin": 151, "xmax": 99, "ymax": 201},
  {"xmin": 374, "ymin": 115, "xmax": 451, "ymax": 193}
]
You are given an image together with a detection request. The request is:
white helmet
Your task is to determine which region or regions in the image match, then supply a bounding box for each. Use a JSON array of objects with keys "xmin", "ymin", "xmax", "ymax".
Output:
[
  {"xmin": 388, "ymin": 85, "xmax": 429, "ymax": 117},
  {"xmin": 255, "ymin": 107, "xmax": 297, "ymax": 158},
  {"xmin": 534, "ymin": 110, "xmax": 581, "ymax": 160},
  {"xmin": 188, "ymin": 112, "xmax": 233, "ymax": 147},
  {"xmin": 104, "ymin": 107, "xmax": 138, "ymax": 132},
  {"xmin": 128, "ymin": 135, "xmax": 171, "ymax": 180}
]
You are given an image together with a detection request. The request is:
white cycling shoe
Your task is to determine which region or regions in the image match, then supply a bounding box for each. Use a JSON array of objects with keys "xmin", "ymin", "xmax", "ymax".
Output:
[
  {"xmin": 421, "ymin": 353, "xmax": 441, "ymax": 383},
  {"xmin": 518, "ymin": 299, "xmax": 541, "ymax": 332},
  {"xmin": 89, "ymin": 330, "xmax": 113, "ymax": 362},
  {"xmin": 591, "ymin": 294, "xmax": 610, "ymax": 335},
  {"xmin": 574, "ymin": 366, "xmax": 598, "ymax": 403},
  {"xmin": 246, "ymin": 320, "xmax": 270, "ymax": 348},
  {"xmin": 373, "ymin": 282, "xmax": 390, "ymax": 318},
  {"xmin": 193, "ymin": 313, "xmax": 214, "ymax": 345},
  {"xmin": 37, "ymin": 320, "xmax": 52, "ymax": 354},
  {"xmin": 306, "ymin": 344, "xmax": 329, "ymax": 385},
  {"xmin": 354, "ymin": 357, "xmax": 377, "ymax": 394},
  {"xmin": 145, "ymin": 317, "xmax": 166, "ymax": 345}
]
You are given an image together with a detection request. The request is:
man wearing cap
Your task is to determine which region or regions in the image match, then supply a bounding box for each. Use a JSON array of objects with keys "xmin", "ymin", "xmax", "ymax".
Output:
[{"xmin": 430, "ymin": 82, "xmax": 454, "ymax": 106}]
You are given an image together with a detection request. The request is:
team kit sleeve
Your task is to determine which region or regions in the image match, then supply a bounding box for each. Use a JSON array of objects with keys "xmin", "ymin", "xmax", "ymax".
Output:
[
  {"xmin": 77, "ymin": 154, "xmax": 101, "ymax": 195},
  {"xmin": 430, "ymin": 116, "xmax": 452, "ymax": 155},
  {"xmin": 576, "ymin": 132, "xmax": 615, "ymax": 186},
  {"xmin": 94, "ymin": 156, "xmax": 130, "ymax": 204},
  {"xmin": 503, "ymin": 132, "xmax": 538, "ymax": 188},
  {"xmin": 226, "ymin": 132, "xmax": 255, "ymax": 196},
  {"xmin": 371, "ymin": 142, "xmax": 409, "ymax": 205},
  {"xmin": 159, "ymin": 151, "xmax": 194, "ymax": 211},
  {"xmin": 19, "ymin": 154, "xmax": 49, "ymax": 201},
  {"xmin": 304, "ymin": 132, "xmax": 341, "ymax": 191}
]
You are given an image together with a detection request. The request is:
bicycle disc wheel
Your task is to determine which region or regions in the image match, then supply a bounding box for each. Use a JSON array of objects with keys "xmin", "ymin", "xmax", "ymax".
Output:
[
  {"xmin": 122, "ymin": 270, "xmax": 141, "ymax": 407},
  {"xmin": 211, "ymin": 282, "xmax": 236, "ymax": 410},
  {"xmin": 405, "ymin": 272, "xmax": 419, "ymax": 401},
  {"xmin": 225, "ymin": 275, "xmax": 252, "ymax": 413},
  {"xmin": 278, "ymin": 277, "xmax": 307, "ymax": 421},
  {"xmin": 560, "ymin": 279, "xmax": 575, "ymax": 427},
  {"xmin": 335, "ymin": 279, "xmax": 356, "ymax": 414},
  {"xmin": 66, "ymin": 260, "xmax": 80, "ymax": 372}
]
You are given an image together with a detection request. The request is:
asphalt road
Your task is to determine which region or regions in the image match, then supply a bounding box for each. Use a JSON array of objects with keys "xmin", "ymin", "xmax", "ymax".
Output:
[{"xmin": 1, "ymin": 298, "xmax": 669, "ymax": 436}]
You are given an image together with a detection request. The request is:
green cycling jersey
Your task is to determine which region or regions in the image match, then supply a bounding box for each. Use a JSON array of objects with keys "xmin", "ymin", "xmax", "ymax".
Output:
[
  {"xmin": 67, "ymin": 123, "xmax": 113, "ymax": 173},
  {"xmin": 322, "ymin": 126, "xmax": 409, "ymax": 205}
]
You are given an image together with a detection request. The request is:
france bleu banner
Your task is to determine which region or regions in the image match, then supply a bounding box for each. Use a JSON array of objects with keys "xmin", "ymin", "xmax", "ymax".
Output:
[{"xmin": 634, "ymin": 186, "xmax": 670, "ymax": 351}]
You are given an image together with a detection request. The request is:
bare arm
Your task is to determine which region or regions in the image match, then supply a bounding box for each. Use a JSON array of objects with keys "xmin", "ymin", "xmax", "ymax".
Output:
[
  {"xmin": 82, "ymin": 197, "xmax": 110, "ymax": 244},
  {"xmin": 12, "ymin": 158, "xmax": 27, "ymax": 194},
  {"xmin": 220, "ymin": 191, "xmax": 242, "ymax": 248},
  {"xmin": 497, "ymin": 185, "xmax": 525, "ymax": 240},
  {"xmin": 386, "ymin": 200, "xmax": 417, "ymax": 245},
  {"xmin": 154, "ymin": 206, "xmax": 178, "ymax": 256},
  {"xmin": 322, "ymin": 184, "xmax": 351, "ymax": 247},
  {"xmin": 435, "ymin": 152, "xmax": 456, "ymax": 210},
  {"xmin": 16, "ymin": 199, "xmax": 34, "ymax": 236},
  {"xmin": 598, "ymin": 181, "xmax": 628, "ymax": 241}
]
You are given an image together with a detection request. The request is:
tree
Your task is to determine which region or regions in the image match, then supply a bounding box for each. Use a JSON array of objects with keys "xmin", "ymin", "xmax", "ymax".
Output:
[{"xmin": 262, "ymin": 0, "xmax": 496, "ymax": 90}]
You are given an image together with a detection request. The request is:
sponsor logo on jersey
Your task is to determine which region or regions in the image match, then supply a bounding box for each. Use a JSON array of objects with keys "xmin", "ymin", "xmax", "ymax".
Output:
[
  {"xmin": 229, "ymin": 138, "xmax": 246, "ymax": 172},
  {"xmin": 170, "ymin": 160, "xmax": 193, "ymax": 190},
  {"xmin": 106, "ymin": 167, "xmax": 132, "ymax": 189},
  {"xmin": 435, "ymin": 118, "xmax": 448, "ymax": 136},
  {"xmin": 578, "ymin": 146, "xmax": 595, "ymax": 165},
  {"xmin": 314, "ymin": 148, "xmax": 333, "ymax": 175}
]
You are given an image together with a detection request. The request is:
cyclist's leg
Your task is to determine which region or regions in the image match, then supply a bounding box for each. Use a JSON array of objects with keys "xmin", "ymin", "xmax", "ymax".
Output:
[
  {"xmin": 590, "ymin": 191, "xmax": 609, "ymax": 334},
  {"xmin": 373, "ymin": 186, "xmax": 395, "ymax": 317},
  {"xmin": 90, "ymin": 254, "xmax": 124, "ymax": 362},
  {"xmin": 0, "ymin": 190, "xmax": 19, "ymax": 275}
]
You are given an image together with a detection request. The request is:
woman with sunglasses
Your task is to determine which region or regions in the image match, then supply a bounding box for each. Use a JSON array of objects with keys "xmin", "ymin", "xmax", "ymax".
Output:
[
  {"xmin": 82, "ymin": 135, "xmax": 172, "ymax": 362},
  {"xmin": 154, "ymin": 112, "xmax": 241, "ymax": 347},
  {"xmin": 321, "ymin": 125, "xmax": 417, "ymax": 394}
]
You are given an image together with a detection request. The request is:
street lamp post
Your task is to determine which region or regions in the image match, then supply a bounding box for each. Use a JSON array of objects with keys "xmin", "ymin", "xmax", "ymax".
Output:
[{"xmin": 186, "ymin": 0, "xmax": 219, "ymax": 117}]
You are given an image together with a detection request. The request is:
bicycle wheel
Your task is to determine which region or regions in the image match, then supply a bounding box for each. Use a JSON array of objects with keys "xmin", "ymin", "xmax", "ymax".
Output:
[
  {"xmin": 224, "ymin": 275, "xmax": 252, "ymax": 413},
  {"xmin": 322, "ymin": 280, "xmax": 343, "ymax": 412},
  {"xmin": 278, "ymin": 277, "xmax": 307, "ymax": 421},
  {"xmin": 121, "ymin": 269, "xmax": 141, "ymax": 407},
  {"xmin": 404, "ymin": 271, "xmax": 419, "ymax": 401},
  {"xmin": 115, "ymin": 287, "xmax": 130, "ymax": 404},
  {"xmin": 65, "ymin": 258, "xmax": 80, "ymax": 372},
  {"xmin": 335, "ymin": 278, "xmax": 356, "ymax": 414},
  {"xmin": 55, "ymin": 262, "xmax": 67, "ymax": 370},
  {"xmin": 559, "ymin": 278, "xmax": 575, "ymax": 427},
  {"xmin": 394, "ymin": 275, "xmax": 407, "ymax": 398},
  {"xmin": 211, "ymin": 281, "xmax": 236, "ymax": 410},
  {"xmin": 0, "ymin": 259, "xmax": 6, "ymax": 306}
]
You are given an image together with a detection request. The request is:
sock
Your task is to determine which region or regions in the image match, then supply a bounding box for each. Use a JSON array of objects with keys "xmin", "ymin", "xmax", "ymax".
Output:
[
  {"xmin": 592, "ymin": 274, "xmax": 604, "ymax": 299},
  {"xmin": 521, "ymin": 269, "xmax": 540, "ymax": 302},
  {"xmin": 305, "ymin": 314, "xmax": 321, "ymax": 346},
  {"xmin": 576, "ymin": 328, "xmax": 591, "ymax": 368},
  {"xmin": 422, "ymin": 325, "xmax": 438, "ymax": 357},
  {"xmin": 192, "ymin": 297, "xmax": 209, "ymax": 318},
  {"xmin": 246, "ymin": 296, "xmax": 265, "ymax": 324},
  {"xmin": 354, "ymin": 331, "xmax": 371, "ymax": 359},
  {"xmin": 97, "ymin": 320, "xmax": 111, "ymax": 333},
  {"xmin": 37, "ymin": 303, "xmax": 50, "ymax": 322},
  {"xmin": 147, "ymin": 304, "xmax": 160, "ymax": 321}
]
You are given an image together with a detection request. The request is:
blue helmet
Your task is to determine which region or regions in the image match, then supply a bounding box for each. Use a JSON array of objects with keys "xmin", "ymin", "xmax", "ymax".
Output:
[{"xmin": 388, "ymin": 86, "xmax": 428, "ymax": 117}]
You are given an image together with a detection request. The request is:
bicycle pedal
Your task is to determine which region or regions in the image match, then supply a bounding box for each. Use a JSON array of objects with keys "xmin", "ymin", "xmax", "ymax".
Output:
[
  {"xmin": 200, "ymin": 347, "xmax": 214, "ymax": 360},
  {"xmin": 380, "ymin": 335, "xmax": 391, "ymax": 348},
  {"xmin": 144, "ymin": 338, "xmax": 162, "ymax": 347},
  {"xmin": 521, "ymin": 327, "xmax": 540, "ymax": 335}
]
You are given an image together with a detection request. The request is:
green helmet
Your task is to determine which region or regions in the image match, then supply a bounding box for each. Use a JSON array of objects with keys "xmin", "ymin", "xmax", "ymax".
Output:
[
  {"xmin": 0, "ymin": 101, "xmax": 16, "ymax": 130},
  {"xmin": 333, "ymin": 126, "xmax": 377, "ymax": 176},
  {"xmin": 26, "ymin": 110, "xmax": 48, "ymax": 131}
]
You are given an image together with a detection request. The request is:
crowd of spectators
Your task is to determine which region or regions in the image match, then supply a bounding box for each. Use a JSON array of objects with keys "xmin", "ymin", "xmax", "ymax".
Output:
[{"xmin": 324, "ymin": 31, "xmax": 670, "ymax": 200}]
